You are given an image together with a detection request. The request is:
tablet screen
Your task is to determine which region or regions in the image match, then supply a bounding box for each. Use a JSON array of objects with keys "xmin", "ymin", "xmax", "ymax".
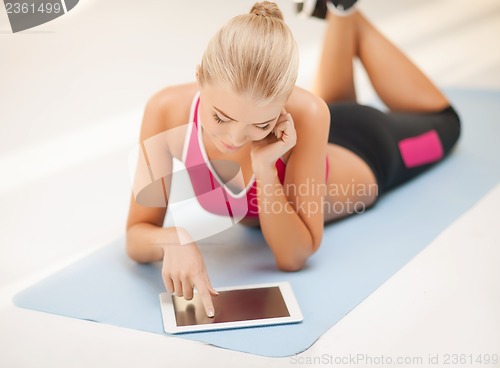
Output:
[{"xmin": 172, "ymin": 286, "xmax": 290, "ymax": 326}]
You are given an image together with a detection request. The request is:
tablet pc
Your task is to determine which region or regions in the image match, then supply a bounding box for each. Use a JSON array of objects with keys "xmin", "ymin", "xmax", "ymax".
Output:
[{"xmin": 159, "ymin": 281, "xmax": 303, "ymax": 334}]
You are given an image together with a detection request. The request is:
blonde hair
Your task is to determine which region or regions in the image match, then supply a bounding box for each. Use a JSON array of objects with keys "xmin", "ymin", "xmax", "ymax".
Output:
[{"xmin": 198, "ymin": 1, "xmax": 299, "ymax": 106}]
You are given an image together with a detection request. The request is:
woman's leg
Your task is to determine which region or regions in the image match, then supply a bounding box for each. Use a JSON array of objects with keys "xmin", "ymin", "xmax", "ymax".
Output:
[
  {"xmin": 312, "ymin": 8, "xmax": 357, "ymax": 102},
  {"xmin": 319, "ymin": 7, "xmax": 460, "ymax": 223},
  {"xmin": 355, "ymin": 11, "xmax": 449, "ymax": 112},
  {"xmin": 314, "ymin": 8, "xmax": 450, "ymax": 112},
  {"xmin": 314, "ymin": 9, "xmax": 379, "ymax": 222},
  {"xmin": 314, "ymin": 9, "xmax": 378, "ymax": 222}
]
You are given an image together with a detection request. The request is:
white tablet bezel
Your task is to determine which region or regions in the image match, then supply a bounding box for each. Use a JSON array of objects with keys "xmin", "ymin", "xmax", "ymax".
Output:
[{"xmin": 159, "ymin": 281, "xmax": 303, "ymax": 334}]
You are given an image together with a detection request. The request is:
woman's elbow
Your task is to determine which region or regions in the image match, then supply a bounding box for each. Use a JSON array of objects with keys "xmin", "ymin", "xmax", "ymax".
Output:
[
  {"xmin": 126, "ymin": 232, "xmax": 151, "ymax": 264},
  {"xmin": 274, "ymin": 241, "xmax": 321, "ymax": 272},
  {"xmin": 126, "ymin": 239, "xmax": 143, "ymax": 263}
]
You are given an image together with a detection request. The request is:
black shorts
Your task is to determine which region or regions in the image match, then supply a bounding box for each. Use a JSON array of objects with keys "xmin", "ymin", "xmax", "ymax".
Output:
[{"xmin": 327, "ymin": 102, "xmax": 461, "ymax": 194}]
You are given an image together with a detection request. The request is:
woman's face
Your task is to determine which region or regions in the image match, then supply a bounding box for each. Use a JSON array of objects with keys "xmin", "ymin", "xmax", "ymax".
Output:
[{"xmin": 198, "ymin": 84, "xmax": 284, "ymax": 153}]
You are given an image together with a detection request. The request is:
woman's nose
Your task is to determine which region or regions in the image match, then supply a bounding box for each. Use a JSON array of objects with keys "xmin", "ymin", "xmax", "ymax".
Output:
[{"xmin": 228, "ymin": 126, "xmax": 247, "ymax": 145}]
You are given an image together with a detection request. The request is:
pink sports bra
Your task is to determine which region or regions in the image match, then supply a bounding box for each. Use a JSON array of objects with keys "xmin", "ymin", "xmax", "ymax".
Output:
[{"xmin": 182, "ymin": 92, "xmax": 327, "ymax": 219}]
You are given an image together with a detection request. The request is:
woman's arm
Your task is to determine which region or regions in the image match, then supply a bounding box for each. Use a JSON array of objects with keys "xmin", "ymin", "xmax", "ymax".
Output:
[
  {"xmin": 126, "ymin": 92, "xmax": 173, "ymax": 262},
  {"xmin": 254, "ymin": 89, "xmax": 330, "ymax": 271},
  {"xmin": 125, "ymin": 88, "xmax": 217, "ymax": 317}
]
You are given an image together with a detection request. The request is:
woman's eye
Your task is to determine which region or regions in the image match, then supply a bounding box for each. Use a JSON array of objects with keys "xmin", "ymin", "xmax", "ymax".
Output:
[
  {"xmin": 255, "ymin": 124, "xmax": 270, "ymax": 131},
  {"xmin": 212, "ymin": 113, "xmax": 228, "ymax": 124},
  {"xmin": 212, "ymin": 112, "xmax": 270, "ymax": 131}
]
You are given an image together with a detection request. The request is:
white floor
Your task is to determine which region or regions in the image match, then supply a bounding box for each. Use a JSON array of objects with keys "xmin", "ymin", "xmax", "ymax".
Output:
[{"xmin": 1, "ymin": 0, "xmax": 500, "ymax": 367}]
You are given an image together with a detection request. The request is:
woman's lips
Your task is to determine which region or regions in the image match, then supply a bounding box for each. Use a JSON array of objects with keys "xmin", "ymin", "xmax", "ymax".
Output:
[{"xmin": 220, "ymin": 140, "xmax": 240, "ymax": 151}]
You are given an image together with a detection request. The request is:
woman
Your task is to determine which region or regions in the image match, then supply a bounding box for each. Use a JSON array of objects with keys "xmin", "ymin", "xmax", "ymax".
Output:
[{"xmin": 126, "ymin": 1, "xmax": 460, "ymax": 318}]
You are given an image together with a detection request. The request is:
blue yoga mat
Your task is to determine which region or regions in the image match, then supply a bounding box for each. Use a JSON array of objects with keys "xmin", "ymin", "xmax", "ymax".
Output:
[{"xmin": 13, "ymin": 89, "xmax": 500, "ymax": 357}]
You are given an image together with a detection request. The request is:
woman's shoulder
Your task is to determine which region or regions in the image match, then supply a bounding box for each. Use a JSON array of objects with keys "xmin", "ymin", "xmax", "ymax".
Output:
[
  {"xmin": 279, "ymin": 86, "xmax": 330, "ymax": 162},
  {"xmin": 147, "ymin": 82, "xmax": 199, "ymax": 129},
  {"xmin": 141, "ymin": 82, "xmax": 199, "ymax": 159},
  {"xmin": 286, "ymin": 85, "xmax": 329, "ymax": 116},
  {"xmin": 286, "ymin": 85, "xmax": 330, "ymax": 134}
]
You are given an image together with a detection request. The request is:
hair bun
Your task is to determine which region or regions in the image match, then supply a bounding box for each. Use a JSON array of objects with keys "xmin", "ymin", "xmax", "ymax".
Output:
[{"xmin": 250, "ymin": 1, "xmax": 284, "ymax": 21}]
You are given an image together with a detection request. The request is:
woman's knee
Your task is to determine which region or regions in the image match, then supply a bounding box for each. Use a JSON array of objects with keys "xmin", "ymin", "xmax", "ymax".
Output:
[{"xmin": 437, "ymin": 105, "xmax": 461, "ymax": 153}]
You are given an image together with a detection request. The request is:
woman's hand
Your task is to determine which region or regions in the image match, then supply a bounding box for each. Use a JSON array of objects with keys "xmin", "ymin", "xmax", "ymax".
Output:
[
  {"xmin": 161, "ymin": 230, "xmax": 218, "ymax": 317},
  {"xmin": 251, "ymin": 108, "xmax": 297, "ymax": 173}
]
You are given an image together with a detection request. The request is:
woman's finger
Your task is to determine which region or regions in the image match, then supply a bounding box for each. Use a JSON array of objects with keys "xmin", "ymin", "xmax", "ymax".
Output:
[
  {"xmin": 204, "ymin": 271, "xmax": 219, "ymax": 297},
  {"xmin": 182, "ymin": 277, "xmax": 194, "ymax": 300},
  {"xmin": 173, "ymin": 277, "xmax": 183, "ymax": 297},
  {"xmin": 273, "ymin": 121, "xmax": 285, "ymax": 139},
  {"xmin": 163, "ymin": 276, "xmax": 174, "ymax": 294},
  {"xmin": 192, "ymin": 274, "xmax": 215, "ymax": 318},
  {"xmin": 274, "ymin": 117, "xmax": 294, "ymax": 140}
]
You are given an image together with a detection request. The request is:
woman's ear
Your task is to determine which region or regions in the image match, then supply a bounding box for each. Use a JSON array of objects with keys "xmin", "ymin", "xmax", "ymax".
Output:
[{"xmin": 195, "ymin": 64, "xmax": 203, "ymax": 89}]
